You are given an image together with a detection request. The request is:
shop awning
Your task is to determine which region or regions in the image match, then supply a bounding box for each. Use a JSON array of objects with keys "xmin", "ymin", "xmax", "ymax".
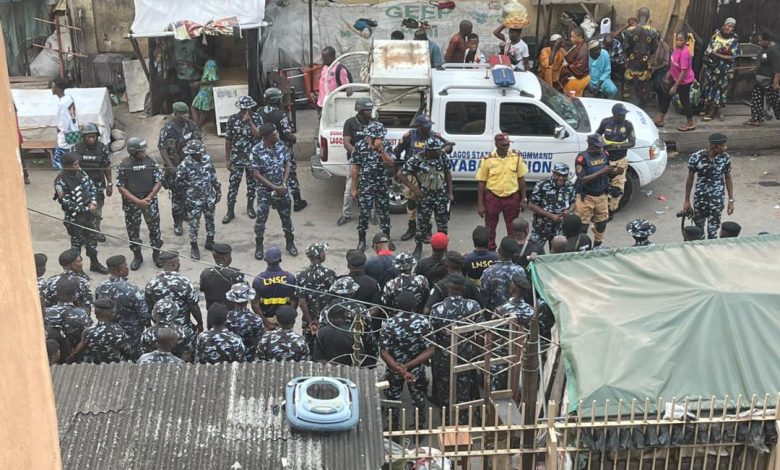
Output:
[
  {"xmin": 529, "ymin": 235, "xmax": 780, "ymax": 415},
  {"xmin": 129, "ymin": 0, "xmax": 267, "ymax": 38}
]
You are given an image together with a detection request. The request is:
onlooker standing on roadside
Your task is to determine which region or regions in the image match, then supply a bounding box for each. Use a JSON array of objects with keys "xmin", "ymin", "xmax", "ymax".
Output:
[
  {"xmin": 655, "ymin": 32, "xmax": 696, "ymax": 131},
  {"xmin": 746, "ymin": 30, "xmax": 780, "ymax": 126},
  {"xmin": 52, "ymin": 77, "xmax": 79, "ymax": 170},
  {"xmin": 699, "ymin": 18, "xmax": 740, "ymax": 122},
  {"xmin": 650, "ymin": 37, "xmax": 671, "ymax": 108},
  {"xmin": 538, "ymin": 34, "xmax": 566, "ymax": 88}
]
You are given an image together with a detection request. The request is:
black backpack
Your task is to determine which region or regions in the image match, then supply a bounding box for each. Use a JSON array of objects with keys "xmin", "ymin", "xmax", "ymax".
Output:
[{"xmin": 334, "ymin": 63, "xmax": 353, "ymax": 87}]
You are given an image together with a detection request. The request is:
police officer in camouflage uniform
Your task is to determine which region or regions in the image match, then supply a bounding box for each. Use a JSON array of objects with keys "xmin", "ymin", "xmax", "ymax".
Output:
[
  {"xmin": 35, "ymin": 253, "xmax": 48, "ymax": 299},
  {"xmin": 225, "ymin": 283, "xmax": 264, "ymax": 361},
  {"xmin": 382, "ymin": 252, "xmax": 429, "ymax": 312},
  {"xmin": 73, "ymin": 122, "xmax": 112, "ymax": 242},
  {"xmin": 398, "ymin": 136, "xmax": 454, "ymax": 259},
  {"xmin": 116, "ymin": 137, "xmax": 165, "ymax": 270},
  {"xmin": 296, "ymin": 243, "xmax": 337, "ymax": 350},
  {"xmin": 223, "ymin": 96, "xmax": 262, "ymax": 224},
  {"xmin": 528, "ymin": 163, "xmax": 577, "ymax": 245},
  {"xmin": 255, "ymin": 305, "xmax": 310, "ymax": 361},
  {"xmin": 430, "ymin": 274, "xmax": 481, "ymax": 423},
  {"xmin": 195, "ymin": 303, "xmax": 246, "ymax": 364},
  {"xmin": 251, "ymin": 123, "xmax": 298, "ymax": 259},
  {"xmin": 351, "ymin": 121, "xmax": 395, "ymax": 251},
  {"xmin": 158, "ymin": 101, "xmax": 202, "ymax": 235},
  {"xmin": 43, "ymin": 249, "xmax": 93, "ymax": 309},
  {"xmin": 53, "ymin": 152, "xmax": 108, "ymax": 274},
  {"xmin": 255, "ymin": 87, "xmax": 308, "ymax": 211},
  {"xmin": 325, "ymin": 276, "xmax": 378, "ymax": 366},
  {"xmin": 68, "ymin": 298, "xmax": 136, "ymax": 364},
  {"xmin": 480, "ymin": 237, "xmax": 526, "ymax": 311},
  {"xmin": 683, "ymin": 133, "xmax": 735, "ymax": 239},
  {"xmin": 137, "ymin": 327, "xmax": 186, "ymax": 364},
  {"xmin": 491, "ymin": 273, "xmax": 534, "ymax": 391},
  {"xmin": 145, "ymin": 251, "xmax": 203, "ymax": 337},
  {"xmin": 176, "ymin": 139, "xmax": 221, "ymax": 260},
  {"xmin": 95, "ymin": 255, "xmax": 150, "ymax": 348},
  {"xmin": 140, "ymin": 298, "xmax": 195, "ymax": 362},
  {"xmin": 44, "ymin": 278, "xmax": 92, "ymax": 350},
  {"xmin": 380, "ymin": 291, "xmax": 434, "ymax": 428},
  {"xmin": 339, "ymin": 98, "xmax": 374, "ymax": 226},
  {"xmin": 626, "ymin": 219, "xmax": 656, "ymax": 246}
]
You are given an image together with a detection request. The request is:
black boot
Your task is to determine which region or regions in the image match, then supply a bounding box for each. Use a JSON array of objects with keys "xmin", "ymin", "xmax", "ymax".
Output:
[
  {"xmin": 173, "ymin": 217, "xmax": 183, "ymax": 236},
  {"xmin": 293, "ymin": 198, "xmax": 308, "ymax": 212},
  {"xmin": 89, "ymin": 255, "xmax": 109, "ymax": 274},
  {"xmin": 247, "ymin": 198, "xmax": 256, "ymax": 219},
  {"xmin": 205, "ymin": 236, "xmax": 215, "ymax": 251},
  {"xmin": 152, "ymin": 249, "xmax": 162, "ymax": 268},
  {"xmin": 130, "ymin": 251, "xmax": 143, "ymax": 271},
  {"xmin": 400, "ymin": 221, "xmax": 416, "ymax": 241},
  {"xmin": 357, "ymin": 231, "xmax": 366, "ymax": 252},
  {"xmin": 95, "ymin": 218, "xmax": 106, "ymax": 242},
  {"xmin": 190, "ymin": 242, "xmax": 200, "ymax": 260},
  {"xmin": 255, "ymin": 236, "xmax": 264, "ymax": 260},
  {"xmin": 285, "ymin": 233, "xmax": 298, "ymax": 256},
  {"xmin": 384, "ymin": 231, "xmax": 396, "ymax": 251},
  {"xmin": 412, "ymin": 243, "xmax": 423, "ymax": 260},
  {"xmin": 222, "ymin": 203, "xmax": 235, "ymax": 224}
]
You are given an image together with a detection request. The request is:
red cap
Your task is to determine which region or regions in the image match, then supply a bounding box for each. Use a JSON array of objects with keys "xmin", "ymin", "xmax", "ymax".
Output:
[
  {"xmin": 430, "ymin": 232, "xmax": 449, "ymax": 249},
  {"xmin": 494, "ymin": 133, "xmax": 511, "ymax": 145}
]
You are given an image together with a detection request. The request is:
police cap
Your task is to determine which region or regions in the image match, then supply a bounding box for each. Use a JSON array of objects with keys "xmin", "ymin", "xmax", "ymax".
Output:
[
  {"xmin": 330, "ymin": 276, "xmax": 360, "ymax": 295},
  {"xmin": 226, "ymin": 283, "xmax": 256, "ymax": 303},
  {"xmin": 683, "ymin": 226, "xmax": 705, "ymax": 240},
  {"xmin": 552, "ymin": 162, "xmax": 570, "ymax": 176},
  {"xmin": 276, "ymin": 305, "xmax": 297, "ymax": 325},
  {"xmin": 708, "ymin": 132, "xmax": 728, "ymax": 145},
  {"xmin": 720, "ymin": 221, "xmax": 742, "ymax": 237},
  {"xmin": 626, "ymin": 219, "xmax": 657, "ymax": 238},
  {"xmin": 265, "ymin": 246, "xmax": 282, "ymax": 263},
  {"xmin": 172, "ymin": 102, "xmax": 189, "ymax": 113},
  {"xmin": 212, "ymin": 243, "xmax": 232, "ymax": 255},
  {"xmin": 105, "ymin": 255, "xmax": 127, "ymax": 268},
  {"xmin": 306, "ymin": 242, "xmax": 329, "ymax": 258},
  {"xmin": 94, "ymin": 298, "xmax": 115, "ymax": 310},
  {"xmin": 34, "ymin": 253, "xmax": 48, "ymax": 267},
  {"xmin": 58, "ymin": 249, "xmax": 80, "ymax": 266},
  {"xmin": 346, "ymin": 249, "xmax": 366, "ymax": 267},
  {"xmin": 499, "ymin": 237, "xmax": 520, "ymax": 255},
  {"xmin": 158, "ymin": 251, "xmax": 179, "ymax": 262},
  {"xmin": 392, "ymin": 252, "xmax": 416, "ymax": 271},
  {"xmin": 258, "ymin": 123, "xmax": 277, "ymax": 137}
]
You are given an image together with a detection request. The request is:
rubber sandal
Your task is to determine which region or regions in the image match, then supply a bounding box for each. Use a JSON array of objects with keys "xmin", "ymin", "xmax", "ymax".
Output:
[
  {"xmin": 702, "ymin": 116, "xmax": 713, "ymax": 122},
  {"xmin": 678, "ymin": 125, "xmax": 696, "ymax": 132}
]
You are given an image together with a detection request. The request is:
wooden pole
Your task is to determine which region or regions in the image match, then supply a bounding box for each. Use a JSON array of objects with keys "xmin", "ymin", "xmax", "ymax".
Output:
[
  {"xmin": 0, "ymin": 24, "xmax": 62, "ymax": 470},
  {"xmin": 521, "ymin": 311, "xmax": 540, "ymax": 470}
]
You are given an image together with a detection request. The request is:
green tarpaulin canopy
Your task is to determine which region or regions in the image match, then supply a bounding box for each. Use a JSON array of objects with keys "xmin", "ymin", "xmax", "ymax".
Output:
[{"xmin": 530, "ymin": 235, "xmax": 780, "ymax": 415}]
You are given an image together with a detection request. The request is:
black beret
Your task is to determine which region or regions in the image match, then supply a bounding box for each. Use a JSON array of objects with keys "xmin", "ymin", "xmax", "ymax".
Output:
[
  {"xmin": 158, "ymin": 250, "xmax": 179, "ymax": 262},
  {"xmin": 511, "ymin": 272, "xmax": 531, "ymax": 290},
  {"xmin": 445, "ymin": 250, "xmax": 465, "ymax": 267},
  {"xmin": 212, "ymin": 243, "xmax": 232, "ymax": 255},
  {"xmin": 34, "ymin": 253, "xmax": 48, "ymax": 266},
  {"xmin": 106, "ymin": 255, "xmax": 126, "ymax": 268},
  {"xmin": 346, "ymin": 249, "xmax": 366, "ymax": 267},
  {"xmin": 258, "ymin": 123, "xmax": 277, "ymax": 137},
  {"xmin": 683, "ymin": 226, "xmax": 704, "ymax": 240},
  {"xmin": 94, "ymin": 298, "xmax": 115, "ymax": 310},
  {"xmin": 58, "ymin": 249, "xmax": 80, "ymax": 266},
  {"xmin": 446, "ymin": 273, "xmax": 466, "ymax": 287},
  {"xmin": 499, "ymin": 237, "xmax": 520, "ymax": 255},
  {"xmin": 720, "ymin": 221, "xmax": 741, "ymax": 235},
  {"xmin": 276, "ymin": 305, "xmax": 297, "ymax": 324},
  {"xmin": 708, "ymin": 132, "xmax": 728, "ymax": 145}
]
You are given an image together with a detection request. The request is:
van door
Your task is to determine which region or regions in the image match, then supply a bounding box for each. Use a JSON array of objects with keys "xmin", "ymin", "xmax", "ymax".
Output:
[
  {"xmin": 436, "ymin": 97, "xmax": 494, "ymax": 181},
  {"xmin": 494, "ymin": 99, "xmax": 580, "ymax": 183}
]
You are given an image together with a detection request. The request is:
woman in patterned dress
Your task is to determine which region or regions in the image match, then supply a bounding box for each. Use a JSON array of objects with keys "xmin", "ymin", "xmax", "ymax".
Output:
[{"xmin": 699, "ymin": 18, "xmax": 740, "ymax": 121}]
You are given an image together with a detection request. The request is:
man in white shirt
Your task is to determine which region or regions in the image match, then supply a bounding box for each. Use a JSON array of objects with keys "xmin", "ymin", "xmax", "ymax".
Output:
[
  {"xmin": 493, "ymin": 26, "xmax": 530, "ymax": 71},
  {"xmin": 52, "ymin": 77, "xmax": 78, "ymax": 170}
]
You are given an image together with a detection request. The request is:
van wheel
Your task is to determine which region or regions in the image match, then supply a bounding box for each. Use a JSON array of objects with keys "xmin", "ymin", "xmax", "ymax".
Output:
[
  {"xmin": 617, "ymin": 168, "xmax": 640, "ymax": 212},
  {"xmin": 389, "ymin": 180, "xmax": 407, "ymax": 214}
]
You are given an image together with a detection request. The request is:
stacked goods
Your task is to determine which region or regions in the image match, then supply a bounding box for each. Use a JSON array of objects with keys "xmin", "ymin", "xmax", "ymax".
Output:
[{"xmin": 501, "ymin": 0, "xmax": 529, "ymax": 29}]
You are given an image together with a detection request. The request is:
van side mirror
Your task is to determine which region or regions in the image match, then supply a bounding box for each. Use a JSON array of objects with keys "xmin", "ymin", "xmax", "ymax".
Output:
[{"xmin": 554, "ymin": 126, "xmax": 567, "ymax": 139}]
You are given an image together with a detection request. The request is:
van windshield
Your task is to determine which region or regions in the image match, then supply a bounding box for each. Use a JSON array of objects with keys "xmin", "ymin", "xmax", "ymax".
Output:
[{"xmin": 537, "ymin": 78, "xmax": 586, "ymax": 131}]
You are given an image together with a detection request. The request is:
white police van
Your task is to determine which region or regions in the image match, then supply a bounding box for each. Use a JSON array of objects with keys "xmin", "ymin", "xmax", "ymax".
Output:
[{"xmin": 312, "ymin": 40, "xmax": 667, "ymax": 211}]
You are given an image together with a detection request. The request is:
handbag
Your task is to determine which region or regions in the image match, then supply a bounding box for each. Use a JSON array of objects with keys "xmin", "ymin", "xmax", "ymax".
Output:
[
  {"xmin": 755, "ymin": 74, "xmax": 772, "ymax": 87},
  {"xmin": 662, "ymin": 73, "xmax": 675, "ymax": 92}
]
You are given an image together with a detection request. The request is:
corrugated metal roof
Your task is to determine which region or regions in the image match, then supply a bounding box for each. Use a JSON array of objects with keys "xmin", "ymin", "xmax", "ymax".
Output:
[{"xmin": 51, "ymin": 362, "xmax": 385, "ymax": 470}]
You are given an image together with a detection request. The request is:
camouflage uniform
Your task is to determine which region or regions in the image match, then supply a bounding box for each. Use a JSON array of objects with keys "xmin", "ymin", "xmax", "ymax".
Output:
[
  {"xmin": 380, "ymin": 312, "xmax": 433, "ymax": 426},
  {"xmin": 350, "ymin": 136, "xmax": 394, "ymax": 234},
  {"xmin": 194, "ymin": 330, "xmax": 246, "ymax": 364},
  {"xmin": 176, "ymin": 153, "xmax": 221, "ymax": 244},
  {"xmin": 382, "ymin": 273, "xmax": 429, "ymax": 311},
  {"xmin": 44, "ymin": 303, "xmax": 92, "ymax": 349},
  {"xmin": 530, "ymin": 176, "xmax": 577, "ymax": 243},
  {"xmin": 145, "ymin": 271, "xmax": 199, "ymax": 337},
  {"xmin": 255, "ymin": 328, "xmax": 310, "ymax": 362},
  {"xmin": 688, "ymin": 149, "xmax": 732, "ymax": 239},
  {"xmin": 54, "ymin": 169, "xmax": 98, "ymax": 257},
  {"xmin": 295, "ymin": 254, "xmax": 337, "ymax": 348},
  {"xmin": 139, "ymin": 297, "xmax": 195, "ymax": 359},
  {"xmin": 95, "ymin": 276, "xmax": 150, "ymax": 347},
  {"xmin": 73, "ymin": 139, "xmax": 110, "ymax": 233},
  {"xmin": 224, "ymin": 110, "xmax": 261, "ymax": 204},
  {"xmin": 37, "ymin": 276, "xmax": 47, "ymax": 298},
  {"xmin": 254, "ymin": 105, "xmax": 303, "ymax": 203},
  {"xmin": 137, "ymin": 351, "xmax": 185, "ymax": 364},
  {"xmin": 480, "ymin": 261, "xmax": 527, "ymax": 311},
  {"xmin": 626, "ymin": 218, "xmax": 656, "ymax": 246},
  {"xmin": 43, "ymin": 271, "xmax": 93, "ymax": 308},
  {"xmin": 116, "ymin": 154, "xmax": 164, "ymax": 255},
  {"xmin": 400, "ymin": 138, "xmax": 451, "ymax": 244},
  {"xmin": 80, "ymin": 321, "xmax": 136, "ymax": 364},
  {"xmin": 225, "ymin": 307, "xmax": 265, "ymax": 361},
  {"xmin": 490, "ymin": 298, "xmax": 534, "ymax": 391},
  {"xmin": 250, "ymin": 140, "xmax": 294, "ymax": 237},
  {"xmin": 157, "ymin": 118, "xmax": 201, "ymax": 227},
  {"xmin": 430, "ymin": 296, "xmax": 481, "ymax": 423}
]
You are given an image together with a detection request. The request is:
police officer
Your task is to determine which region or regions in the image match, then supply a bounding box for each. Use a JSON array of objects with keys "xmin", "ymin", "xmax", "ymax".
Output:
[
  {"xmin": 382, "ymin": 252, "xmax": 429, "ymax": 311},
  {"xmin": 225, "ymin": 283, "xmax": 264, "ymax": 361},
  {"xmin": 351, "ymin": 121, "xmax": 395, "ymax": 251},
  {"xmin": 325, "ymin": 276, "xmax": 377, "ymax": 367},
  {"xmin": 139, "ymin": 298, "xmax": 194, "ymax": 362},
  {"xmin": 199, "ymin": 243, "xmax": 244, "ymax": 309},
  {"xmin": 251, "ymin": 246, "xmax": 297, "ymax": 331},
  {"xmin": 68, "ymin": 298, "xmax": 136, "ymax": 364},
  {"xmin": 683, "ymin": 133, "xmax": 735, "ymax": 239},
  {"xmin": 53, "ymin": 152, "xmax": 108, "ymax": 274},
  {"xmin": 595, "ymin": 103, "xmax": 636, "ymax": 217},
  {"xmin": 296, "ymin": 243, "xmax": 337, "ymax": 350},
  {"xmin": 393, "ymin": 114, "xmax": 453, "ymax": 242},
  {"xmin": 480, "ymin": 237, "xmax": 526, "ymax": 311},
  {"xmin": 380, "ymin": 291, "xmax": 434, "ymax": 428},
  {"xmin": 339, "ymin": 98, "xmax": 374, "ymax": 226},
  {"xmin": 626, "ymin": 219, "xmax": 656, "ymax": 246},
  {"xmin": 145, "ymin": 251, "xmax": 203, "ymax": 337},
  {"xmin": 43, "ymin": 248, "xmax": 93, "ymax": 309},
  {"xmin": 44, "ymin": 278, "xmax": 92, "ymax": 350},
  {"xmin": 491, "ymin": 273, "xmax": 534, "ymax": 390},
  {"xmin": 73, "ymin": 122, "xmax": 111, "ymax": 242},
  {"xmin": 398, "ymin": 137, "xmax": 454, "ymax": 259},
  {"xmin": 158, "ymin": 101, "xmax": 202, "ymax": 235},
  {"xmin": 528, "ymin": 162, "xmax": 577, "ymax": 245},
  {"xmin": 137, "ymin": 327, "xmax": 185, "ymax": 364},
  {"xmin": 251, "ymin": 123, "xmax": 297, "ymax": 259},
  {"xmin": 255, "ymin": 87, "xmax": 308, "ymax": 211},
  {"xmin": 255, "ymin": 305, "xmax": 310, "ymax": 361},
  {"xmin": 575, "ymin": 134, "xmax": 622, "ymax": 247},
  {"xmin": 176, "ymin": 139, "xmax": 221, "ymax": 260},
  {"xmin": 116, "ymin": 137, "xmax": 164, "ymax": 270},
  {"xmin": 35, "ymin": 253, "xmax": 48, "ymax": 298},
  {"xmin": 223, "ymin": 96, "xmax": 262, "ymax": 224},
  {"xmin": 95, "ymin": 255, "xmax": 150, "ymax": 348},
  {"xmin": 195, "ymin": 303, "xmax": 246, "ymax": 364}
]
